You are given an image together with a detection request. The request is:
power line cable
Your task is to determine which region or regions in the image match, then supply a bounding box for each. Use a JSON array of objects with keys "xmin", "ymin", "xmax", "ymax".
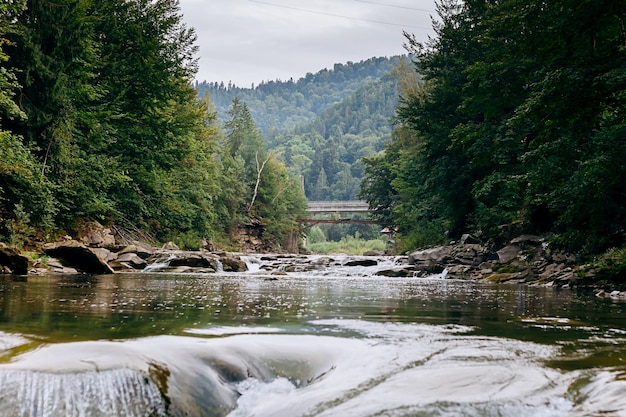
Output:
[
  {"xmin": 354, "ymin": 0, "xmax": 434, "ymax": 13},
  {"xmin": 247, "ymin": 0, "xmax": 431, "ymax": 30}
]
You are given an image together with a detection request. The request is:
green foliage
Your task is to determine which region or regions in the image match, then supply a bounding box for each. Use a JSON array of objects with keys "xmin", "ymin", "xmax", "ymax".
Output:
[
  {"xmin": 197, "ymin": 57, "xmax": 402, "ymax": 137},
  {"xmin": 200, "ymin": 57, "xmax": 406, "ymax": 202},
  {"xmin": 168, "ymin": 230, "xmax": 203, "ymax": 251},
  {"xmin": 306, "ymin": 226, "xmax": 326, "ymax": 244},
  {"xmin": 362, "ymin": 0, "xmax": 626, "ymax": 255},
  {"xmin": 0, "ymin": 132, "xmax": 56, "ymax": 242},
  {"xmin": 585, "ymin": 247, "xmax": 626, "ymax": 284},
  {"xmin": 307, "ymin": 236, "xmax": 386, "ymax": 256},
  {"xmin": 0, "ymin": 0, "xmax": 305, "ymax": 249}
]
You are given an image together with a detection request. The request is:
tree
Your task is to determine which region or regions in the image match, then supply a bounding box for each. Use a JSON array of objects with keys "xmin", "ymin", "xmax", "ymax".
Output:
[{"xmin": 363, "ymin": 0, "xmax": 626, "ymax": 254}]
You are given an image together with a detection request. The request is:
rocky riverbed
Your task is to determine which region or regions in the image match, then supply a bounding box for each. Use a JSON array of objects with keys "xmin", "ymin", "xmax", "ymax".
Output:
[{"xmin": 0, "ymin": 223, "xmax": 620, "ymax": 295}]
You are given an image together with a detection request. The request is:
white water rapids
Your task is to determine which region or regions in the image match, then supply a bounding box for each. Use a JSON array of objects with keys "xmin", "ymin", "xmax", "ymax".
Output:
[{"xmin": 0, "ymin": 320, "xmax": 624, "ymax": 416}]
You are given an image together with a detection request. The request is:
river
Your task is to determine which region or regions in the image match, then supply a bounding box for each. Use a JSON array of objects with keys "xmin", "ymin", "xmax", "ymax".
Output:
[{"xmin": 0, "ymin": 254, "xmax": 625, "ymax": 416}]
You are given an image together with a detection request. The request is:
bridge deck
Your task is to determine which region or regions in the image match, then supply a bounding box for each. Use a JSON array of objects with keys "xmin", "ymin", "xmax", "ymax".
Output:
[{"xmin": 307, "ymin": 200, "xmax": 369, "ymax": 213}]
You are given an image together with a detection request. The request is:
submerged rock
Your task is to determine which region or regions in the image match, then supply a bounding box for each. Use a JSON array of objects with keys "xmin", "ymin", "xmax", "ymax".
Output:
[
  {"xmin": 376, "ymin": 268, "xmax": 415, "ymax": 277},
  {"xmin": 345, "ymin": 259, "xmax": 378, "ymax": 267}
]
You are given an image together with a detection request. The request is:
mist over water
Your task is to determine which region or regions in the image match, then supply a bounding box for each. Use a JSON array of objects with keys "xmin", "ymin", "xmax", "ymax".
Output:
[{"xmin": 0, "ymin": 254, "xmax": 625, "ymax": 416}]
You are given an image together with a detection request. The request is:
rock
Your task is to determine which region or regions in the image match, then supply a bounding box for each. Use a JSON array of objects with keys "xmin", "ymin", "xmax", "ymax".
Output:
[
  {"xmin": 79, "ymin": 221, "xmax": 116, "ymax": 247},
  {"xmin": 486, "ymin": 272, "xmax": 519, "ymax": 283},
  {"xmin": 117, "ymin": 244, "xmax": 154, "ymax": 259},
  {"xmin": 496, "ymin": 245, "xmax": 521, "ymax": 263},
  {"xmin": 44, "ymin": 241, "xmax": 115, "ymax": 274},
  {"xmin": 161, "ymin": 241, "xmax": 179, "ymax": 251},
  {"xmin": 510, "ymin": 235, "xmax": 544, "ymax": 245},
  {"xmin": 479, "ymin": 261, "xmax": 494, "ymax": 270},
  {"xmin": 539, "ymin": 263, "xmax": 563, "ymax": 280},
  {"xmin": 345, "ymin": 259, "xmax": 378, "ymax": 267},
  {"xmin": 408, "ymin": 246, "xmax": 452, "ymax": 265},
  {"xmin": 0, "ymin": 245, "xmax": 29, "ymax": 275},
  {"xmin": 313, "ymin": 257, "xmax": 334, "ymax": 265},
  {"xmin": 116, "ymin": 253, "xmax": 147, "ymax": 269},
  {"xmin": 169, "ymin": 253, "xmax": 215, "ymax": 269},
  {"xmin": 460, "ymin": 234, "xmax": 481, "ymax": 244},
  {"xmin": 446, "ymin": 265, "xmax": 473, "ymax": 276},
  {"xmin": 376, "ymin": 268, "xmax": 415, "ymax": 277},
  {"xmin": 220, "ymin": 256, "xmax": 247, "ymax": 272},
  {"xmin": 91, "ymin": 248, "xmax": 117, "ymax": 263}
]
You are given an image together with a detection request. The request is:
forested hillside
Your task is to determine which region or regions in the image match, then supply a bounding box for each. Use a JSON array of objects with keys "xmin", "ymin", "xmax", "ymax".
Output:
[
  {"xmin": 202, "ymin": 56, "xmax": 410, "ymax": 201},
  {"xmin": 361, "ymin": 0, "xmax": 626, "ymax": 256},
  {"xmin": 196, "ymin": 56, "xmax": 402, "ymax": 137},
  {"xmin": 275, "ymin": 70, "xmax": 402, "ymax": 201},
  {"xmin": 0, "ymin": 0, "xmax": 306, "ymax": 250}
]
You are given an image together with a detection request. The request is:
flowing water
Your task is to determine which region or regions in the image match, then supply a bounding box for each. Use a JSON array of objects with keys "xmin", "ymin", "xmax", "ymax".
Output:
[{"xmin": 0, "ymin": 254, "xmax": 625, "ymax": 416}]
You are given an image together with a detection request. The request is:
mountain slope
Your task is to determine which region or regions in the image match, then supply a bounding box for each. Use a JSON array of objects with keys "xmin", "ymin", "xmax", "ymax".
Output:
[
  {"xmin": 198, "ymin": 56, "xmax": 409, "ymax": 201},
  {"xmin": 196, "ymin": 56, "xmax": 403, "ymax": 137}
]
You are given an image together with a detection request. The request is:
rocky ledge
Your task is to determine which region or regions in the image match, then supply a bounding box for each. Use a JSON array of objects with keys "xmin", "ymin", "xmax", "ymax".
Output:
[
  {"xmin": 0, "ymin": 221, "xmax": 248, "ymax": 275},
  {"xmin": 31, "ymin": 240, "xmax": 247, "ymax": 275},
  {"xmin": 405, "ymin": 234, "xmax": 591, "ymax": 288}
]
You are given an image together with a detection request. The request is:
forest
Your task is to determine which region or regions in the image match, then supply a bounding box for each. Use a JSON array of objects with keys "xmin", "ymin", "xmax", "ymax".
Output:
[
  {"xmin": 203, "ymin": 56, "xmax": 409, "ymax": 202},
  {"xmin": 0, "ymin": 0, "xmax": 306, "ymax": 250},
  {"xmin": 3, "ymin": 0, "xmax": 626, "ymax": 270},
  {"xmin": 361, "ymin": 0, "xmax": 626, "ymax": 259}
]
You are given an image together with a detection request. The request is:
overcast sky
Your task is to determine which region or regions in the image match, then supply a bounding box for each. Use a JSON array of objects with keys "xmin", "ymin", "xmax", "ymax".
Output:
[{"xmin": 179, "ymin": 0, "xmax": 437, "ymax": 87}]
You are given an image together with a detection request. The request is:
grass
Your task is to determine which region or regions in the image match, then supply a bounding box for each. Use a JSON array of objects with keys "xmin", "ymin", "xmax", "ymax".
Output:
[{"xmin": 307, "ymin": 236, "xmax": 387, "ymax": 256}]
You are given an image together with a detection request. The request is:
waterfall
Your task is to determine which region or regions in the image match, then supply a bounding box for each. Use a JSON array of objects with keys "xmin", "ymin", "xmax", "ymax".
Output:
[
  {"xmin": 0, "ymin": 369, "xmax": 166, "ymax": 417},
  {"xmin": 215, "ymin": 258, "xmax": 224, "ymax": 272},
  {"xmin": 142, "ymin": 254, "xmax": 175, "ymax": 272},
  {"xmin": 239, "ymin": 255, "xmax": 262, "ymax": 273}
]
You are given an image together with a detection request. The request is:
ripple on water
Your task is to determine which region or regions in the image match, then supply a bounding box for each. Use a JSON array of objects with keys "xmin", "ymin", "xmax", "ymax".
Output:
[{"xmin": 0, "ymin": 321, "xmax": 624, "ymax": 416}]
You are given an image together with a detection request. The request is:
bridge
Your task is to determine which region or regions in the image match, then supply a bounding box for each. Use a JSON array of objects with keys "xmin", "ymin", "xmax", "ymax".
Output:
[
  {"xmin": 297, "ymin": 200, "xmax": 375, "ymax": 226},
  {"xmin": 306, "ymin": 200, "xmax": 370, "ymax": 214}
]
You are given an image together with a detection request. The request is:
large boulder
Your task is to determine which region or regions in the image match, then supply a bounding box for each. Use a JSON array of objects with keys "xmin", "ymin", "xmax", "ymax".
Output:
[
  {"xmin": 376, "ymin": 268, "xmax": 416, "ymax": 277},
  {"xmin": 496, "ymin": 245, "xmax": 521, "ymax": 263},
  {"xmin": 408, "ymin": 246, "xmax": 452, "ymax": 265},
  {"xmin": 117, "ymin": 244, "xmax": 154, "ymax": 259},
  {"xmin": 44, "ymin": 241, "xmax": 114, "ymax": 274},
  {"xmin": 116, "ymin": 253, "xmax": 147, "ymax": 269},
  {"xmin": 169, "ymin": 253, "xmax": 217, "ymax": 269},
  {"xmin": 0, "ymin": 244, "xmax": 29, "ymax": 275},
  {"xmin": 220, "ymin": 256, "xmax": 248, "ymax": 272}
]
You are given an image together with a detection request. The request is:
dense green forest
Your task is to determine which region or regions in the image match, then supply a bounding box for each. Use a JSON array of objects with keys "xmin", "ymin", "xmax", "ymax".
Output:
[
  {"xmin": 0, "ymin": 0, "xmax": 306, "ymax": 250},
  {"xmin": 361, "ymin": 0, "xmax": 626, "ymax": 256},
  {"xmin": 196, "ymin": 56, "xmax": 401, "ymax": 138},
  {"xmin": 203, "ymin": 56, "xmax": 409, "ymax": 202}
]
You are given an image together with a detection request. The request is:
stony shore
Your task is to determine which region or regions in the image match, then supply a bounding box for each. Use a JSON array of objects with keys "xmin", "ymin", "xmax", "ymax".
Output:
[{"xmin": 0, "ymin": 223, "xmax": 621, "ymax": 297}]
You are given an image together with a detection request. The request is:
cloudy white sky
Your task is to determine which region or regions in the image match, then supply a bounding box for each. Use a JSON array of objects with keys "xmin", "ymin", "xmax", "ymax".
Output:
[{"xmin": 179, "ymin": 0, "xmax": 437, "ymax": 87}]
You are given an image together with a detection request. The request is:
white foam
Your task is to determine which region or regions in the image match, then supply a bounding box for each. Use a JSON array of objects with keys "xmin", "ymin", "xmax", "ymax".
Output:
[
  {"xmin": 184, "ymin": 326, "xmax": 284, "ymax": 336},
  {"xmin": 227, "ymin": 378, "xmax": 296, "ymax": 417}
]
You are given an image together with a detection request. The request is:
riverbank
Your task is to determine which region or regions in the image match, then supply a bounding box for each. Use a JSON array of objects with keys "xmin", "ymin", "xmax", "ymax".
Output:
[{"xmin": 0, "ymin": 222, "xmax": 624, "ymax": 292}]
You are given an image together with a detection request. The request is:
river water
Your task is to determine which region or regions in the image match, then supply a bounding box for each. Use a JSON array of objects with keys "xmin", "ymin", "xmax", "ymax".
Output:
[{"xmin": 0, "ymin": 254, "xmax": 625, "ymax": 416}]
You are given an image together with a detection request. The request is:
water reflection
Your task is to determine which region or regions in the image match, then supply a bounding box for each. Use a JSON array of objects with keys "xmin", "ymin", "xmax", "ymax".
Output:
[{"xmin": 0, "ymin": 272, "xmax": 619, "ymax": 346}]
